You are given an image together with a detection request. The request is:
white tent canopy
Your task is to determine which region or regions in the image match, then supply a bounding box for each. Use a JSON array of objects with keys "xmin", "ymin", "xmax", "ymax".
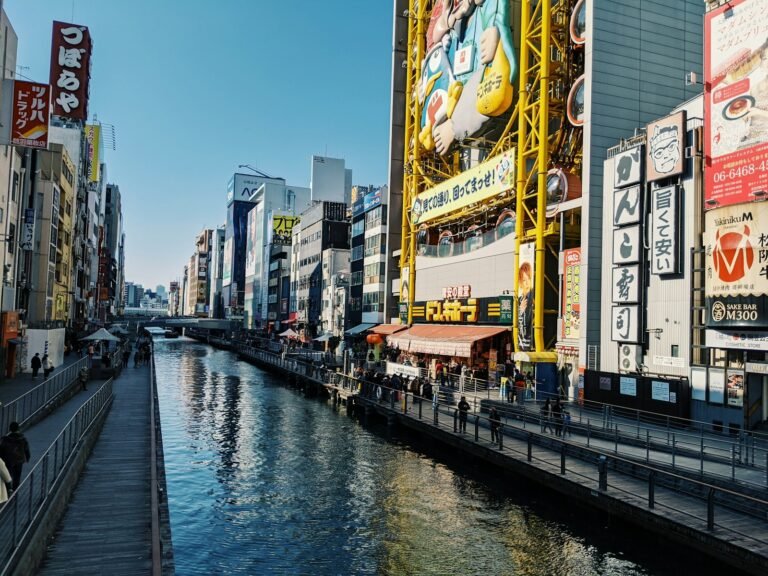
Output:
[
  {"xmin": 279, "ymin": 328, "xmax": 298, "ymax": 338},
  {"xmin": 80, "ymin": 328, "xmax": 121, "ymax": 342}
]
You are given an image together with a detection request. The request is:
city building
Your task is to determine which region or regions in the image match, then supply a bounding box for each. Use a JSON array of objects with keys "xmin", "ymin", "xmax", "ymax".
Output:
[
  {"xmin": 320, "ymin": 247, "xmax": 349, "ymax": 337},
  {"xmin": 387, "ymin": 0, "xmax": 704, "ymax": 395},
  {"xmin": 348, "ymin": 185, "xmax": 388, "ymax": 334},
  {"xmin": 208, "ymin": 226, "xmax": 225, "ymax": 318},
  {"xmin": 295, "ymin": 201, "xmax": 349, "ymax": 339},
  {"xmin": 187, "ymin": 228, "xmax": 213, "ymax": 317},
  {"xmin": 310, "ymin": 155, "xmax": 352, "ymax": 204}
]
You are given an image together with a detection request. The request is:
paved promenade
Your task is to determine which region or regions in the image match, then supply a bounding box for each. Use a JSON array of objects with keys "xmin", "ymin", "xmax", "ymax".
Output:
[{"xmin": 38, "ymin": 358, "xmax": 154, "ymax": 575}]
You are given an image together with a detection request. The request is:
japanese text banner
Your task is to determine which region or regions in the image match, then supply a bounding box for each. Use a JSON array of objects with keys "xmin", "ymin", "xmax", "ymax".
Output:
[
  {"xmin": 411, "ymin": 148, "xmax": 516, "ymax": 225},
  {"xmin": 50, "ymin": 21, "xmax": 92, "ymax": 121},
  {"xmin": 11, "ymin": 81, "xmax": 50, "ymax": 149}
]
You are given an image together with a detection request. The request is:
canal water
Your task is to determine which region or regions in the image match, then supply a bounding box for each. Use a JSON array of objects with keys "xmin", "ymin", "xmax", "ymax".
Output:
[{"xmin": 155, "ymin": 339, "xmax": 717, "ymax": 576}]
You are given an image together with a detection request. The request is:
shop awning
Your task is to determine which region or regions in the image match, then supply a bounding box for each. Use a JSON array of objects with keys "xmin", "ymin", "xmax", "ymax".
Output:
[
  {"xmin": 314, "ymin": 333, "xmax": 333, "ymax": 342},
  {"xmin": 387, "ymin": 325, "xmax": 509, "ymax": 357},
  {"xmin": 371, "ymin": 324, "xmax": 407, "ymax": 335},
  {"xmin": 345, "ymin": 323, "xmax": 376, "ymax": 336},
  {"xmin": 513, "ymin": 351, "xmax": 558, "ymax": 364}
]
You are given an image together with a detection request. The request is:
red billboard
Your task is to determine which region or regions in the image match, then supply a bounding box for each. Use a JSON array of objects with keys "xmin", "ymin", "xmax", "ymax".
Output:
[
  {"xmin": 11, "ymin": 81, "xmax": 50, "ymax": 149},
  {"xmin": 49, "ymin": 21, "xmax": 92, "ymax": 121},
  {"xmin": 705, "ymin": 0, "xmax": 768, "ymax": 209}
]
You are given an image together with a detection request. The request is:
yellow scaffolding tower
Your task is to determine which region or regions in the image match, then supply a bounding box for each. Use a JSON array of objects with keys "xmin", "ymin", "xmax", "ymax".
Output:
[{"xmin": 514, "ymin": 0, "xmax": 573, "ymax": 355}]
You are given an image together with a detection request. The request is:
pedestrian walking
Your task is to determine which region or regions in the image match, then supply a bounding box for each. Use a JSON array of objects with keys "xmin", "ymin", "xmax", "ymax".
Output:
[
  {"xmin": 552, "ymin": 398, "xmax": 563, "ymax": 437},
  {"xmin": 79, "ymin": 367, "xmax": 89, "ymax": 392},
  {"xmin": 563, "ymin": 409, "xmax": 572, "ymax": 438},
  {"xmin": 0, "ymin": 422, "xmax": 31, "ymax": 491},
  {"xmin": 489, "ymin": 406, "xmax": 501, "ymax": 444},
  {"xmin": 30, "ymin": 353, "xmax": 42, "ymax": 379},
  {"xmin": 540, "ymin": 398, "xmax": 553, "ymax": 434},
  {"xmin": 0, "ymin": 456, "xmax": 12, "ymax": 503},
  {"xmin": 42, "ymin": 354, "xmax": 53, "ymax": 379},
  {"xmin": 457, "ymin": 396, "xmax": 470, "ymax": 434}
]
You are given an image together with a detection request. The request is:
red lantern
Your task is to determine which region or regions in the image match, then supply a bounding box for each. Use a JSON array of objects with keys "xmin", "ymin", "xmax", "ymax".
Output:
[{"xmin": 367, "ymin": 333, "xmax": 382, "ymax": 345}]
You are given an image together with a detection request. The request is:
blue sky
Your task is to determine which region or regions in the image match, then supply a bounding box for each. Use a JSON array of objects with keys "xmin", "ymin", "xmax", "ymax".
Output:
[{"xmin": 6, "ymin": 0, "xmax": 394, "ymax": 290}]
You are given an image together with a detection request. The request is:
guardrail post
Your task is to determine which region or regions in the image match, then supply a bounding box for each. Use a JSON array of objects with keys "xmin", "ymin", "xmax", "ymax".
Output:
[
  {"xmin": 418, "ymin": 398, "xmax": 422, "ymax": 420},
  {"xmin": 648, "ymin": 471, "xmax": 655, "ymax": 509},
  {"xmin": 587, "ymin": 421, "xmax": 591, "ymax": 447},
  {"xmin": 700, "ymin": 434, "xmax": 705, "ymax": 476},
  {"xmin": 636, "ymin": 411, "xmax": 640, "ymax": 439},
  {"xmin": 453, "ymin": 409, "xmax": 458, "ymax": 433},
  {"xmin": 672, "ymin": 433, "xmax": 676, "ymax": 469},
  {"xmin": 403, "ymin": 392, "xmax": 408, "ymax": 414},
  {"xmin": 598, "ymin": 455, "xmax": 608, "ymax": 491},
  {"xmin": 614, "ymin": 425, "xmax": 619, "ymax": 454},
  {"xmin": 731, "ymin": 446, "xmax": 736, "ymax": 481},
  {"xmin": 707, "ymin": 488, "xmax": 715, "ymax": 531},
  {"xmin": 434, "ymin": 404, "xmax": 438, "ymax": 426},
  {"xmin": 560, "ymin": 444, "xmax": 566, "ymax": 475},
  {"xmin": 499, "ymin": 424, "xmax": 504, "ymax": 450},
  {"xmin": 390, "ymin": 389, "xmax": 395, "ymax": 410},
  {"xmin": 646, "ymin": 430, "xmax": 650, "ymax": 463},
  {"xmin": 527, "ymin": 433, "xmax": 532, "ymax": 462},
  {"xmin": 474, "ymin": 415, "xmax": 480, "ymax": 441}
]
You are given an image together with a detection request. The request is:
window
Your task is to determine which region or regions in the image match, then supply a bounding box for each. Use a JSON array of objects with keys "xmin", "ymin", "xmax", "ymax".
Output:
[
  {"xmin": 364, "ymin": 262, "xmax": 385, "ymax": 284},
  {"xmin": 352, "ymin": 219, "xmax": 365, "ymax": 237},
  {"xmin": 351, "ymin": 270, "xmax": 363, "ymax": 286},
  {"xmin": 364, "ymin": 235, "xmax": 385, "ymax": 257},
  {"xmin": 352, "ymin": 245, "xmax": 364, "ymax": 261},
  {"xmin": 671, "ymin": 345, "xmax": 679, "ymax": 358},
  {"xmin": 363, "ymin": 291, "xmax": 383, "ymax": 313},
  {"xmin": 8, "ymin": 223, "xmax": 15, "ymax": 254},
  {"xmin": 11, "ymin": 172, "xmax": 19, "ymax": 202}
]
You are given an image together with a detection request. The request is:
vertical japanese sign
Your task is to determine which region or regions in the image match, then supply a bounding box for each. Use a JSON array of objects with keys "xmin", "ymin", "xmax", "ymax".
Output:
[
  {"xmin": 84, "ymin": 124, "xmax": 101, "ymax": 183},
  {"xmin": 517, "ymin": 242, "xmax": 534, "ymax": 351},
  {"xmin": 20, "ymin": 208, "xmax": 35, "ymax": 251},
  {"xmin": 561, "ymin": 248, "xmax": 581, "ymax": 340},
  {"xmin": 646, "ymin": 112, "xmax": 686, "ymax": 183},
  {"xmin": 613, "ymin": 146, "xmax": 643, "ymax": 188},
  {"xmin": 704, "ymin": 202, "xmax": 768, "ymax": 327},
  {"xmin": 612, "ymin": 265, "xmax": 640, "ymax": 303},
  {"xmin": 650, "ymin": 185, "xmax": 679, "ymax": 275},
  {"xmin": 705, "ymin": 0, "xmax": 768, "ymax": 209},
  {"xmin": 11, "ymin": 81, "xmax": 50, "ymax": 149},
  {"xmin": 611, "ymin": 305, "xmax": 640, "ymax": 343},
  {"xmin": 50, "ymin": 21, "xmax": 92, "ymax": 121}
]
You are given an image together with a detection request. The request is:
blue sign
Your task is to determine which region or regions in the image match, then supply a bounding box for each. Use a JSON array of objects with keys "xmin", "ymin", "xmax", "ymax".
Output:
[{"xmin": 363, "ymin": 187, "xmax": 382, "ymax": 212}]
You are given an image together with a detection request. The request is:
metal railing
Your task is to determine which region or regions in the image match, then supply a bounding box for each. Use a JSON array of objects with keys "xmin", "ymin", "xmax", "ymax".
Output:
[
  {"xmin": 328, "ymin": 372, "xmax": 768, "ymax": 534},
  {"xmin": 0, "ymin": 379, "xmax": 114, "ymax": 574},
  {"xmin": 0, "ymin": 358, "xmax": 89, "ymax": 434}
]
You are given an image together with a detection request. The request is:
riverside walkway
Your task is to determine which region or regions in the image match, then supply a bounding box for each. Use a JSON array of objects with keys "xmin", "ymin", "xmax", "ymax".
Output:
[
  {"xmin": 0, "ymin": 346, "xmax": 169, "ymax": 576},
  {"xmin": 233, "ymin": 342, "xmax": 768, "ymax": 576}
]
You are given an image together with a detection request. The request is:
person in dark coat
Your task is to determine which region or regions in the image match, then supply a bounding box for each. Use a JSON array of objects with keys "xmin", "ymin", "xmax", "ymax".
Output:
[
  {"xmin": 489, "ymin": 406, "xmax": 501, "ymax": 443},
  {"xmin": 30, "ymin": 353, "xmax": 42, "ymax": 379},
  {"xmin": 457, "ymin": 396, "xmax": 470, "ymax": 433},
  {"xmin": 0, "ymin": 422, "xmax": 31, "ymax": 491}
]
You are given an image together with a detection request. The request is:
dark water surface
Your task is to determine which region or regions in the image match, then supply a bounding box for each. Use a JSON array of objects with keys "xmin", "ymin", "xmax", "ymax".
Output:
[{"xmin": 155, "ymin": 339, "xmax": 719, "ymax": 576}]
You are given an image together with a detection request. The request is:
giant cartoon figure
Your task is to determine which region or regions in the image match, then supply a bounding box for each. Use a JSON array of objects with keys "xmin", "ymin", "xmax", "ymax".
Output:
[{"xmin": 418, "ymin": 0, "xmax": 518, "ymax": 155}]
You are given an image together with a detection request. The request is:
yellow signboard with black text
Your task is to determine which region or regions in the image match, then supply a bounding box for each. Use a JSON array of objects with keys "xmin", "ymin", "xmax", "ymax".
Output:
[{"xmin": 411, "ymin": 148, "xmax": 516, "ymax": 225}]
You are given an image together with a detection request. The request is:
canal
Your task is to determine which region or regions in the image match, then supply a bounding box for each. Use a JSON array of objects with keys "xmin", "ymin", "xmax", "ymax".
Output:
[{"xmin": 155, "ymin": 339, "xmax": 720, "ymax": 575}]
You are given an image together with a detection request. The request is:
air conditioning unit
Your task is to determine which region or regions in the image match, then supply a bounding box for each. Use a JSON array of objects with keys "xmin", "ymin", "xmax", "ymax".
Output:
[{"xmin": 619, "ymin": 344, "xmax": 642, "ymax": 372}]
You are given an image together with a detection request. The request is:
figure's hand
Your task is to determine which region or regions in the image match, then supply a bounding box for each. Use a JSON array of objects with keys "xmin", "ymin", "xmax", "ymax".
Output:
[
  {"xmin": 433, "ymin": 119, "xmax": 455, "ymax": 155},
  {"xmin": 480, "ymin": 27, "xmax": 500, "ymax": 65}
]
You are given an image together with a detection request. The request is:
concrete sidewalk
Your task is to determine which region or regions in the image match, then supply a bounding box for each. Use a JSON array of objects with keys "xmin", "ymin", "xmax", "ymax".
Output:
[{"xmin": 38, "ymin": 359, "xmax": 154, "ymax": 575}]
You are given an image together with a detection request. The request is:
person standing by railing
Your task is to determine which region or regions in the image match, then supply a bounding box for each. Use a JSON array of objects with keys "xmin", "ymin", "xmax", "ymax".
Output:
[
  {"xmin": 489, "ymin": 406, "xmax": 501, "ymax": 444},
  {"xmin": 42, "ymin": 354, "xmax": 54, "ymax": 379},
  {"xmin": 457, "ymin": 396, "xmax": 470, "ymax": 434},
  {"xmin": 30, "ymin": 353, "xmax": 42, "ymax": 380},
  {"xmin": 0, "ymin": 422, "xmax": 30, "ymax": 491}
]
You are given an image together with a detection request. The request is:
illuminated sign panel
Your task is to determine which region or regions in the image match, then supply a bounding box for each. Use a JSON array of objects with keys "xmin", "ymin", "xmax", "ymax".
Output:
[{"xmin": 412, "ymin": 148, "xmax": 516, "ymax": 225}]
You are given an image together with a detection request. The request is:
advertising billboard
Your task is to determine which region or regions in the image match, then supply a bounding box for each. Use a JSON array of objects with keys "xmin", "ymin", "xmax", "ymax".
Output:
[
  {"xmin": 11, "ymin": 81, "xmax": 50, "ymax": 149},
  {"xmin": 705, "ymin": 0, "xmax": 768, "ymax": 209},
  {"xmin": 363, "ymin": 187, "xmax": 382, "ymax": 213},
  {"xmin": 84, "ymin": 124, "xmax": 101, "ymax": 183},
  {"xmin": 245, "ymin": 208, "xmax": 258, "ymax": 278},
  {"xmin": 418, "ymin": 1, "xmax": 517, "ymax": 155},
  {"xmin": 704, "ymin": 202, "xmax": 768, "ymax": 328},
  {"xmin": 646, "ymin": 111, "xmax": 686, "ymax": 183},
  {"xmin": 272, "ymin": 215, "xmax": 299, "ymax": 246},
  {"xmin": 412, "ymin": 148, "xmax": 516, "ymax": 225},
  {"xmin": 222, "ymin": 237, "xmax": 232, "ymax": 284},
  {"xmin": 228, "ymin": 174, "xmax": 265, "ymax": 205},
  {"xmin": 561, "ymin": 248, "xmax": 581, "ymax": 340},
  {"xmin": 517, "ymin": 242, "xmax": 534, "ymax": 351},
  {"xmin": 50, "ymin": 21, "xmax": 92, "ymax": 121}
]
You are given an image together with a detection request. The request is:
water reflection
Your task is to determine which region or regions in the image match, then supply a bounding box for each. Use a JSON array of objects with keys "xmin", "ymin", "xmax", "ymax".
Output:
[{"xmin": 155, "ymin": 340, "xmax": 703, "ymax": 576}]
